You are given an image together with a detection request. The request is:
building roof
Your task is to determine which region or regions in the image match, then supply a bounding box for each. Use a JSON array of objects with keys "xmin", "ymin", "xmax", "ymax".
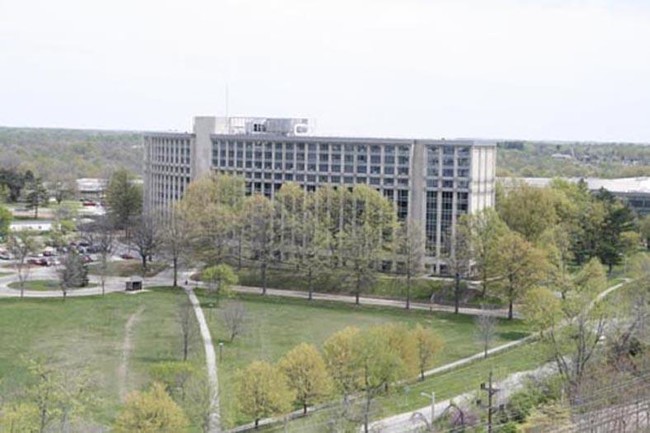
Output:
[{"xmin": 499, "ymin": 177, "xmax": 650, "ymax": 195}]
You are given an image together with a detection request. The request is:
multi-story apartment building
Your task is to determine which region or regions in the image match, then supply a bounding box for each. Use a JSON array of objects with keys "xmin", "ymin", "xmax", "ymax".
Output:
[{"xmin": 144, "ymin": 116, "xmax": 496, "ymax": 273}]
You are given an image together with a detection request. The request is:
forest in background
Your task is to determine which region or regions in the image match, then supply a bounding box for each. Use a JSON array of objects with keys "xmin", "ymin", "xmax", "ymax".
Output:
[
  {"xmin": 2, "ymin": 126, "xmax": 650, "ymax": 181},
  {"xmin": 0, "ymin": 127, "xmax": 143, "ymax": 181},
  {"xmin": 497, "ymin": 140, "xmax": 650, "ymax": 178}
]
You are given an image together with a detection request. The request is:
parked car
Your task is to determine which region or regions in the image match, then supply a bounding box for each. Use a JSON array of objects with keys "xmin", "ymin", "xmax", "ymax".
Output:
[
  {"xmin": 0, "ymin": 252, "xmax": 11, "ymax": 260},
  {"xmin": 120, "ymin": 253, "xmax": 135, "ymax": 260},
  {"xmin": 27, "ymin": 258, "xmax": 50, "ymax": 266}
]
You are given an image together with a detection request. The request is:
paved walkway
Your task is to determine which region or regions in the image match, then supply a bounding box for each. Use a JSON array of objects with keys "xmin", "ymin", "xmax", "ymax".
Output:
[{"xmin": 186, "ymin": 287, "xmax": 221, "ymax": 433}]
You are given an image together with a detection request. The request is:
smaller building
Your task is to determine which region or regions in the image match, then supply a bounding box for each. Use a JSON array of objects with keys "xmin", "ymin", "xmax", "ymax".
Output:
[{"xmin": 500, "ymin": 177, "xmax": 650, "ymax": 216}]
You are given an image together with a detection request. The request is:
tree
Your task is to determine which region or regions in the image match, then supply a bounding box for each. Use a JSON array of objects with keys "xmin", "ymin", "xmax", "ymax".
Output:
[
  {"xmin": 497, "ymin": 182, "xmax": 559, "ymax": 243},
  {"xmin": 222, "ymin": 301, "xmax": 246, "ymax": 342},
  {"xmin": 545, "ymin": 258, "xmax": 610, "ymax": 401},
  {"xmin": 50, "ymin": 175, "xmax": 77, "ymax": 205},
  {"xmin": 278, "ymin": 343, "xmax": 333, "ymax": 414},
  {"xmin": 202, "ymin": 264, "xmax": 238, "ymax": 307},
  {"xmin": 25, "ymin": 177, "xmax": 49, "ymax": 219},
  {"xmin": 236, "ymin": 361, "xmax": 294, "ymax": 428},
  {"xmin": 475, "ymin": 309, "xmax": 498, "ymax": 358},
  {"xmin": 443, "ymin": 224, "xmax": 472, "ymax": 314},
  {"xmin": 130, "ymin": 213, "xmax": 161, "ymax": 276},
  {"xmin": 0, "ymin": 168, "xmax": 32, "ymax": 202},
  {"xmin": 85, "ymin": 215, "xmax": 114, "ymax": 296},
  {"xmin": 178, "ymin": 174, "xmax": 244, "ymax": 265},
  {"xmin": 322, "ymin": 326, "xmax": 362, "ymax": 402},
  {"xmin": 339, "ymin": 185, "xmax": 397, "ymax": 305},
  {"xmin": 242, "ymin": 194, "xmax": 275, "ymax": 295},
  {"xmin": 395, "ymin": 219, "xmax": 425, "ymax": 310},
  {"xmin": 24, "ymin": 359, "xmax": 96, "ymax": 433},
  {"xmin": 593, "ymin": 190, "xmax": 637, "ymax": 273},
  {"xmin": 0, "ymin": 204, "xmax": 12, "ymax": 241},
  {"xmin": 0, "ymin": 402, "xmax": 40, "ymax": 432},
  {"xmin": 353, "ymin": 326, "xmax": 405, "ymax": 433},
  {"xmin": 177, "ymin": 298, "xmax": 197, "ymax": 362},
  {"xmin": 162, "ymin": 208, "xmax": 191, "ymax": 287},
  {"xmin": 639, "ymin": 215, "xmax": 650, "ymax": 249},
  {"xmin": 411, "ymin": 324, "xmax": 444, "ymax": 380},
  {"xmin": 149, "ymin": 362, "xmax": 196, "ymax": 403},
  {"xmin": 105, "ymin": 169, "xmax": 143, "ymax": 233},
  {"xmin": 281, "ymin": 187, "xmax": 332, "ymax": 301},
  {"xmin": 538, "ymin": 226, "xmax": 574, "ymax": 300},
  {"xmin": 495, "ymin": 230, "xmax": 549, "ymax": 319},
  {"xmin": 6, "ymin": 230, "xmax": 38, "ymax": 298},
  {"xmin": 113, "ymin": 382, "xmax": 189, "ymax": 433},
  {"xmin": 521, "ymin": 287, "xmax": 562, "ymax": 336},
  {"xmin": 460, "ymin": 208, "xmax": 507, "ymax": 297},
  {"xmin": 56, "ymin": 250, "xmax": 89, "ymax": 300}
]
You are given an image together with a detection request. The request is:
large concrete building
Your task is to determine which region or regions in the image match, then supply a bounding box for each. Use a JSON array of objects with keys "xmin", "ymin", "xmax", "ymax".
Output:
[{"xmin": 144, "ymin": 116, "xmax": 497, "ymax": 273}]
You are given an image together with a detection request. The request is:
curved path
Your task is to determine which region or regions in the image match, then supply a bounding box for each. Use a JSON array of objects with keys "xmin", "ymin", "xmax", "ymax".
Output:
[{"xmin": 118, "ymin": 306, "xmax": 144, "ymax": 401}]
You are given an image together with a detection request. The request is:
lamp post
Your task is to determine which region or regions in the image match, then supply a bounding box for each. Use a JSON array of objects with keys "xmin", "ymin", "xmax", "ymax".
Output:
[
  {"xmin": 420, "ymin": 391, "xmax": 435, "ymax": 428},
  {"xmin": 219, "ymin": 341, "xmax": 224, "ymax": 362}
]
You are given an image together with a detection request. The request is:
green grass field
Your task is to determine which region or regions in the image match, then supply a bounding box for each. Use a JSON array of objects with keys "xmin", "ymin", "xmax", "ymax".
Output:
[
  {"xmin": 87, "ymin": 260, "xmax": 167, "ymax": 277},
  {"xmin": 0, "ymin": 288, "xmax": 205, "ymax": 430},
  {"xmin": 7, "ymin": 279, "xmax": 98, "ymax": 291},
  {"xmin": 199, "ymin": 292, "xmax": 529, "ymax": 428}
]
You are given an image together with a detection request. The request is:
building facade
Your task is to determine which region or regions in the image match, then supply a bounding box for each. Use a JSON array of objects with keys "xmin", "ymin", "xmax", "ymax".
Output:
[{"xmin": 144, "ymin": 116, "xmax": 497, "ymax": 273}]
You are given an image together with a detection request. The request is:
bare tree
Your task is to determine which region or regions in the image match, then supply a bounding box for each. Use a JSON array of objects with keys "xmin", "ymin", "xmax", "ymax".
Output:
[
  {"xmin": 130, "ymin": 213, "xmax": 162, "ymax": 276},
  {"xmin": 475, "ymin": 308, "xmax": 497, "ymax": 358},
  {"xmin": 56, "ymin": 250, "xmax": 88, "ymax": 300},
  {"xmin": 444, "ymin": 225, "xmax": 472, "ymax": 314},
  {"xmin": 80, "ymin": 216, "xmax": 114, "ymax": 295},
  {"xmin": 395, "ymin": 219, "xmax": 425, "ymax": 310},
  {"xmin": 177, "ymin": 298, "xmax": 197, "ymax": 362},
  {"xmin": 162, "ymin": 208, "xmax": 191, "ymax": 287},
  {"xmin": 6, "ymin": 230, "xmax": 38, "ymax": 298},
  {"xmin": 222, "ymin": 301, "xmax": 247, "ymax": 342}
]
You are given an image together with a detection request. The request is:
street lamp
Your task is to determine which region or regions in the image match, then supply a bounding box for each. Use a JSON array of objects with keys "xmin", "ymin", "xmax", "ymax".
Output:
[
  {"xmin": 219, "ymin": 341, "xmax": 224, "ymax": 362},
  {"xmin": 421, "ymin": 391, "xmax": 435, "ymax": 426}
]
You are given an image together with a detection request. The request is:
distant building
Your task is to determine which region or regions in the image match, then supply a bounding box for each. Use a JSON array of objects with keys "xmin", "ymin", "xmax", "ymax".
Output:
[
  {"xmin": 76, "ymin": 178, "xmax": 107, "ymax": 202},
  {"xmin": 500, "ymin": 177, "xmax": 650, "ymax": 216},
  {"xmin": 144, "ymin": 116, "xmax": 497, "ymax": 273}
]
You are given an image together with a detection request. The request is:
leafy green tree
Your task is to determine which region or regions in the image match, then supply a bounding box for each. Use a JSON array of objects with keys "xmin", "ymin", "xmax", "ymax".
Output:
[
  {"xmin": 236, "ymin": 361, "xmax": 294, "ymax": 428},
  {"xmin": 278, "ymin": 343, "xmax": 333, "ymax": 414},
  {"xmin": 0, "ymin": 402, "xmax": 40, "ymax": 432},
  {"xmin": 242, "ymin": 194, "xmax": 275, "ymax": 295},
  {"xmin": 201, "ymin": 264, "xmax": 238, "ymax": 307},
  {"xmin": 460, "ymin": 208, "xmax": 507, "ymax": 297},
  {"xmin": 495, "ymin": 230, "xmax": 549, "ymax": 319},
  {"xmin": 105, "ymin": 169, "xmax": 143, "ymax": 232},
  {"xmin": 593, "ymin": 189, "xmax": 637, "ymax": 273},
  {"xmin": 339, "ymin": 185, "xmax": 397, "ymax": 305},
  {"xmin": 0, "ymin": 204, "xmax": 12, "ymax": 240},
  {"xmin": 521, "ymin": 287, "xmax": 562, "ymax": 336},
  {"xmin": 497, "ymin": 182, "xmax": 559, "ymax": 242},
  {"xmin": 322, "ymin": 326, "xmax": 361, "ymax": 401},
  {"xmin": 25, "ymin": 177, "xmax": 49, "ymax": 218},
  {"xmin": 353, "ymin": 326, "xmax": 406, "ymax": 433},
  {"xmin": 0, "ymin": 168, "xmax": 33, "ymax": 202},
  {"xmin": 113, "ymin": 382, "xmax": 189, "ymax": 433},
  {"xmin": 411, "ymin": 324, "xmax": 444, "ymax": 380},
  {"xmin": 162, "ymin": 208, "xmax": 192, "ymax": 287},
  {"xmin": 56, "ymin": 249, "xmax": 89, "ymax": 300},
  {"xmin": 149, "ymin": 362, "xmax": 197, "ymax": 403},
  {"xmin": 178, "ymin": 174, "xmax": 245, "ymax": 265}
]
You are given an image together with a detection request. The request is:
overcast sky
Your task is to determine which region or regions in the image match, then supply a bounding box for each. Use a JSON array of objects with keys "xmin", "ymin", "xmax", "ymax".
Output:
[{"xmin": 1, "ymin": 0, "xmax": 649, "ymax": 142}]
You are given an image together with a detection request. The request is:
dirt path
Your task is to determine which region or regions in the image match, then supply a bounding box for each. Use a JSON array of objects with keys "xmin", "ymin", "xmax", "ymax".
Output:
[{"xmin": 117, "ymin": 306, "xmax": 145, "ymax": 401}]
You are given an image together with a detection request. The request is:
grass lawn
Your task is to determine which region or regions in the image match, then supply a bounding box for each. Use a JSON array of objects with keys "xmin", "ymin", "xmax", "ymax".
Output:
[
  {"xmin": 0, "ymin": 288, "xmax": 205, "ymax": 431},
  {"xmin": 87, "ymin": 260, "xmax": 167, "ymax": 278},
  {"xmin": 7, "ymin": 279, "xmax": 98, "ymax": 291},
  {"xmin": 199, "ymin": 292, "xmax": 530, "ymax": 428}
]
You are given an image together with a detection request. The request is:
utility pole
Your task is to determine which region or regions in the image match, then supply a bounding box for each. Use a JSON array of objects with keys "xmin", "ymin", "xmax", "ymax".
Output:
[{"xmin": 478, "ymin": 370, "xmax": 501, "ymax": 433}]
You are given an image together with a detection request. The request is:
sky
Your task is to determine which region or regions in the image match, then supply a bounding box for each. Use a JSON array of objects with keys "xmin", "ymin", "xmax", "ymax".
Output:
[{"xmin": 1, "ymin": 0, "xmax": 649, "ymax": 142}]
